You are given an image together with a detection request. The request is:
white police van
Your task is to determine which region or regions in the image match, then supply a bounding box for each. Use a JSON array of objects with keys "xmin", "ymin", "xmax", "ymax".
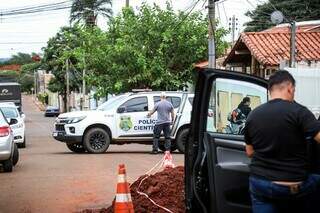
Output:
[{"xmin": 52, "ymin": 91, "xmax": 193, "ymax": 153}]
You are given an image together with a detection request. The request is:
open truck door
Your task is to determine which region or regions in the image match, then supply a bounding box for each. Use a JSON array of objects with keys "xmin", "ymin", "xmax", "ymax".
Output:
[{"xmin": 185, "ymin": 69, "xmax": 268, "ymax": 213}]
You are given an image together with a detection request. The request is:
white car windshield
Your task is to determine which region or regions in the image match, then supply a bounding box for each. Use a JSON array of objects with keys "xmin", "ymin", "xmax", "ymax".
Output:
[
  {"xmin": 96, "ymin": 94, "xmax": 129, "ymax": 111},
  {"xmin": 0, "ymin": 107, "xmax": 19, "ymax": 118}
]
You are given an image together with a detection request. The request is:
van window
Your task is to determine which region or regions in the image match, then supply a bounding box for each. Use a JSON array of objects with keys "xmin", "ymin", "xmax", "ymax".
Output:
[
  {"xmin": 207, "ymin": 78, "xmax": 267, "ymax": 135},
  {"xmin": 153, "ymin": 96, "xmax": 181, "ymax": 108},
  {"xmin": 120, "ymin": 97, "xmax": 148, "ymax": 112}
]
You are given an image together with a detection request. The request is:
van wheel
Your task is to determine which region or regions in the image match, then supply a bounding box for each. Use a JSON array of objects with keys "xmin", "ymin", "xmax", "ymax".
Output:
[
  {"xmin": 176, "ymin": 128, "xmax": 189, "ymax": 153},
  {"xmin": 3, "ymin": 159, "xmax": 13, "ymax": 172},
  {"xmin": 66, "ymin": 143, "xmax": 86, "ymax": 153},
  {"xmin": 12, "ymin": 144, "xmax": 19, "ymax": 166},
  {"xmin": 83, "ymin": 128, "xmax": 110, "ymax": 153}
]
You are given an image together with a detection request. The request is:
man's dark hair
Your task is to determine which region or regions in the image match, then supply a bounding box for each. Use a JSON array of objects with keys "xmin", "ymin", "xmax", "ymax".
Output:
[
  {"xmin": 268, "ymin": 70, "xmax": 296, "ymax": 90},
  {"xmin": 243, "ymin": 97, "xmax": 250, "ymax": 103}
]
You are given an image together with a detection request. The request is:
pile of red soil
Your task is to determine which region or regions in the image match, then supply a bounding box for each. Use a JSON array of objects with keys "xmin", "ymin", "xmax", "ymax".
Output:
[{"xmin": 80, "ymin": 166, "xmax": 185, "ymax": 213}]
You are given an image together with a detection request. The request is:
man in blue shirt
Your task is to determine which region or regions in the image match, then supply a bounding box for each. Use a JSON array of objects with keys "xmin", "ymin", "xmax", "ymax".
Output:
[{"xmin": 147, "ymin": 92, "xmax": 175, "ymax": 154}]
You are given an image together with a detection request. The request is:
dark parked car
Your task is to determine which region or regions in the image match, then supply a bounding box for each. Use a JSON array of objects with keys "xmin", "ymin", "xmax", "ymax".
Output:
[
  {"xmin": 44, "ymin": 106, "xmax": 60, "ymax": 117},
  {"xmin": 186, "ymin": 69, "xmax": 269, "ymax": 213}
]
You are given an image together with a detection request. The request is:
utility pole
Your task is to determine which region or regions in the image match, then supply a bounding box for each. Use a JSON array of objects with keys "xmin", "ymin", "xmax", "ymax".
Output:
[
  {"xmin": 228, "ymin": 15, "xmax": 239, "ymax": 46},
  {"xmin": 208, "ymin": 0, "xmax": 217, "ymax": 68},
  {"xmin": 82, "ymin": 56, "xmax": 86, "ymax": 110},
  {"xmin": 126, "ymin": 0, "xmax": 129, "ymax": 7},
  {"xmin": 289, "ymin": 21, "xmax": 296, "ymax": 68},
  {"xmin": 66, "ymin": 59, "xmax": 70, "ymax": 112}
]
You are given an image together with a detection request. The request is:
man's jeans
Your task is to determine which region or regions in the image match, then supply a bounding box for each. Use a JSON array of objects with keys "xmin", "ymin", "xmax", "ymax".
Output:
[
  {"xmin": 249, "ymin": 174, "xmax": 320, "ymax": 213},
  {"xmin": 153, "ymin": 123, "xmax": 171, "ymax": 151}
]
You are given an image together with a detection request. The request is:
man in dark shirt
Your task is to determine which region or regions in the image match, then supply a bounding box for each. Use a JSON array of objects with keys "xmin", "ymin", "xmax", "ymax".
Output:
[{"xmin": 244, "ymin": 70, "xmax": 320, "ymax": 213}]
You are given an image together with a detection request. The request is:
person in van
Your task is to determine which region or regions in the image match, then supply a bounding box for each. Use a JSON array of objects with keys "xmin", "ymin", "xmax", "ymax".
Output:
[{"xmin": 230, "ymin": 97, "xmax": 252, "ymax": 124}]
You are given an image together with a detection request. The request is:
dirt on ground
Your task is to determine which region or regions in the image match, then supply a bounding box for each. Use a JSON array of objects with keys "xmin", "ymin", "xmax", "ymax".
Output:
[{"xmin": 80, "ymin": 166, "xmax": 185, "ymax": 213}]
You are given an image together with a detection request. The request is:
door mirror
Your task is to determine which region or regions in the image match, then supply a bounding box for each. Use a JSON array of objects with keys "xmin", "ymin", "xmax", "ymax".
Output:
[
  {"xmin": 117, "ymin": 106, "xmax": 126, "ymax": 113},
  {"xmin": 8, "ymin": 118, "xmax": 18, "ymax": 125}
]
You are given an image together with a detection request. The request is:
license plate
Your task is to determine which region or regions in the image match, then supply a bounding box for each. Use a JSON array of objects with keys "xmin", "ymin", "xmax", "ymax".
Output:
[{"xmin": 53, "ymin": 132, "xmax": 58, "ymax": 137}]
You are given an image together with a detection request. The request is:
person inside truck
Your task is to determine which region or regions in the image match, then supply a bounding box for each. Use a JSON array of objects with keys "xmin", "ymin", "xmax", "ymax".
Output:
[{"xmin": 244, "ymin": 70, "xmax": 320, "ymax": 213}]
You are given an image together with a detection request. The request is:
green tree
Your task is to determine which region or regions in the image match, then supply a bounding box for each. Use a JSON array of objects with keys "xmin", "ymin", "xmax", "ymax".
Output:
[
  {"xmin": 70, "ymin": 0, "xmax": 112, "ymax": 27},
  {"xmin": 76, "ymin": 4, "xmax": 228, "ymax": 96},
  {"xmin": 42, "ymin": 26, "xmax": 83, "ymax": 111},
  {"xmin": 18, "ymin": 62, "xmax": 41, "ymax": 93},
  {"xmin": 244, "ymin": 0, "xmax": 320, "ymax": 32}
]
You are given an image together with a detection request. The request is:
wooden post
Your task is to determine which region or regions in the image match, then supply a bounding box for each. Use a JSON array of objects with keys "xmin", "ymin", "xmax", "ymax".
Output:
[{"xmin": 251, "ymin": 56, "xmax": 256, "ymax": 75}]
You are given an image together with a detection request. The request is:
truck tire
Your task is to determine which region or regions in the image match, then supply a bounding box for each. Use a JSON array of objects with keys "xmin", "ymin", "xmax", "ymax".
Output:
[
  {"xmin": 3, "ymin": 159, "xmax": 13, "ymax": 172},
  {"xmin": 83, "ymin": 127, "xmax": 110, "ymax": 153},
  {"xmin": 66, "ymin": 143, "xmax": 86, "ymax": 153},
  {"xmin": 12, "ymin": 144, "xmax": 19, "ymax": 166},
  {"xmin": 176, "ymin": 128, "xmax": 189, "ymax": 153}
]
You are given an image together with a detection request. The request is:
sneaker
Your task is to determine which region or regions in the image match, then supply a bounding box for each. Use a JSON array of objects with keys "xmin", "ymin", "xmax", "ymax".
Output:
[{"xmin": 150, "ymin": 150, "xmax": 158, "ymax": 154}]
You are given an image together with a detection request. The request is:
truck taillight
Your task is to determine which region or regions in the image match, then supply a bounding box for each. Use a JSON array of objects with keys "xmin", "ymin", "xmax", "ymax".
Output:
[{"xmin": 0, "ymin": 126, "xmax": 10, "ymax": 137}]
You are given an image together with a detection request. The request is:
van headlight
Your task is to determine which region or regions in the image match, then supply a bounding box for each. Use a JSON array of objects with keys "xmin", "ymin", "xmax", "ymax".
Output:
[{"xmin": 67, "ymin": 116, "xmax": 86, "ymax": 124}]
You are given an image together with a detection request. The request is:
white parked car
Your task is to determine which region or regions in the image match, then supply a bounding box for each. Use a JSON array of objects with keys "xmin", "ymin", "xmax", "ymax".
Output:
[
  {"xmin": 0, "ymin": 109, "xmax": 19, "ymax": 172},
  {"xmin": 0, "ymin": 103, "xmax": 26, "ymax": 148},
  {"xmin": 53, "ymin": 91, "xmax": 193, "ymax": 153}
]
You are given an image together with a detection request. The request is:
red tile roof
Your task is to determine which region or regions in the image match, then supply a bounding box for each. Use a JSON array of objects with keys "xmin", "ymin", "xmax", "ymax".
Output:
[
  {"xmin": 223, "ymin": 31, "xmax": 320, "ymax": 66},
  {"xmin": 0, "ymin": 64, "xmax": 21, "ymax": 71},
  {"xmin": 241, "ymin": 32, "xmax": 320, "ymax": 66}
]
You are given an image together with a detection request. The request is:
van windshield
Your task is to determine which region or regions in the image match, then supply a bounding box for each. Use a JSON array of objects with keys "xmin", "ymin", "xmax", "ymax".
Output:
[{"xmin": 96, "ymin": 94, "xmax": 129, "ymax": 111}]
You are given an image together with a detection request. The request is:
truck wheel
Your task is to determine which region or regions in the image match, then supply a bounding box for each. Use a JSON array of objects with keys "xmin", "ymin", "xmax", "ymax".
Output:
[
  {"xmin": 66, "ymin": 143, "xmax": 86, "ymax": 153},
  {"xmin": 83, "ymin": 128, "xmax": 110, "ymax": 153},
  {"xmin": 176, "ymin": 128, "xmax": 189, "ymax": 153},
  {"xmin": 3, "ymin": 159, "xmax": 13, "ymax": 172},
  {"xmin": 12, "ymin": 144, "xmax": 19, "ymax": 166}
]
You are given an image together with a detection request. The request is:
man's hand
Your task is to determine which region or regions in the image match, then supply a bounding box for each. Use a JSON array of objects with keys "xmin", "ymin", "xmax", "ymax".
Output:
[
  {"xmin": 314, "ymin": 131, "xmax": 320, "ymax": 143},
  {"xmin": 245, "ymin": 145, "xmax": 254, "ymax": 158}
]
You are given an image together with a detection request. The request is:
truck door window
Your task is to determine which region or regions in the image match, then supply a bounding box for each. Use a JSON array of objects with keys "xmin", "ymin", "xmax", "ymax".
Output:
[
  {"xmin": 120, "ymin": 97, "xmax": 148, "ymax": 113},
  {"xmin": 207, "ymin": 78, "xmax": 267, "ymax": 135},
  {"xmin": 153, "ymin": 96, "xmax": 181, "ymax": 108}
]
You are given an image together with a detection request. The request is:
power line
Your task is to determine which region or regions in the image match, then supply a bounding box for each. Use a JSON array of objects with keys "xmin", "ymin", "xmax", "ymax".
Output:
[
  {"xmin": 0, "ymin": 42, "xmax": 47, "ymax": 44},
  {"xmin": 0, "ymin": 1, "xmax": 72, "ymax": 17},
  {"xmin": 221, "ymin": 2, "xmax": 228, "ymax": 24},
  {"xmin": 172, "ymin": 0, "xmax": 204, "ymax": 31},
  {"xmin": 2, "ymin": 1, "xmax": 71, "ymax": 13}
]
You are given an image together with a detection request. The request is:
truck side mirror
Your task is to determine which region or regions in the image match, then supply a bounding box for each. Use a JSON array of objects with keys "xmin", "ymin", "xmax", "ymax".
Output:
[{"xmin": 117, "ymin": 106, "xmax": 126, "ymax": 113}]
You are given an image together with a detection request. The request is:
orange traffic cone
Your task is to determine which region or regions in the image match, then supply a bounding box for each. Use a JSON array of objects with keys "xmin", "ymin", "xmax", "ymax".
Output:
[
  {"xmin": 114, "ymin": 164, "xmax": 135, "ymax": 213},
  {"xmin": 163, "ymin": 151, "xmax": 175, "ymax": 169}
]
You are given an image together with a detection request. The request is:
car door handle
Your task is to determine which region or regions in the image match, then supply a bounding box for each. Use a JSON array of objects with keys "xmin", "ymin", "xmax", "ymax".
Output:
[{"xmin": 217, "ymin": 162, "xmax": 249, "ymax": 173}]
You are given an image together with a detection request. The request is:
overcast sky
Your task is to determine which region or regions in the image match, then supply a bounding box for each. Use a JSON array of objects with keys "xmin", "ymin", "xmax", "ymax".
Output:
[{"xmin": 0, "ymin": 0, "xmax": 259, "ymax": 58}]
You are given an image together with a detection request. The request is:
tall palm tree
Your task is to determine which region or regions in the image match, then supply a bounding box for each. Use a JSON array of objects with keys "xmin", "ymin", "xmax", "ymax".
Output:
[{"xmin": 70, "ymin": 0, "xmax": 112, "ymax": 27}]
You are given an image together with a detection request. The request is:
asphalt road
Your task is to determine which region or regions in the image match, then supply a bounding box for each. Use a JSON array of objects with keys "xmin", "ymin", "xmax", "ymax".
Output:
[{"xmin": 0, "ymin": 95, "xmax": 184, "ymax": 213}]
